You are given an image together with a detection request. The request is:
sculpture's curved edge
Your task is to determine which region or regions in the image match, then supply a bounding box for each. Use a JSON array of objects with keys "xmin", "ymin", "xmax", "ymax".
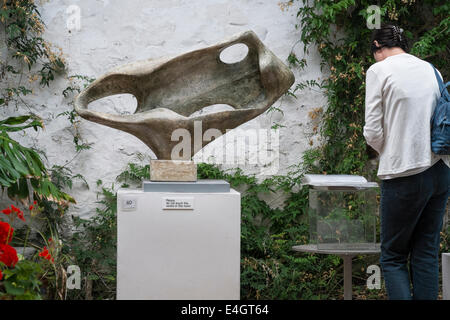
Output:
[{"xmin": 73, "ymin": 31, "xmax": 257, "ymax": 125}]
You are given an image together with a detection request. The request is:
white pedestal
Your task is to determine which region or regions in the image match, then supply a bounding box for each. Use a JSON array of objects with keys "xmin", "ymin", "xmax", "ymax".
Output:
[{"xmin": 117, "ymin": 184, "xmax": 240, "ymax": 300}]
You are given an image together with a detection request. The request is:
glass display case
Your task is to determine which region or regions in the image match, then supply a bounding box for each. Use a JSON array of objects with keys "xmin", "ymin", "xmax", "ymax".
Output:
[{"xmin": 302, "ymin": 174, "xmax": 379, "ymax": 250}]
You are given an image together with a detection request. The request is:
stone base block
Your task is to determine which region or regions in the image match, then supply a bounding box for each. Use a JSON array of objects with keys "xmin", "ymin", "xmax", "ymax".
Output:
[{"xmin": 150, "ymin": 160, "xmax": 197, "ymax": 182}]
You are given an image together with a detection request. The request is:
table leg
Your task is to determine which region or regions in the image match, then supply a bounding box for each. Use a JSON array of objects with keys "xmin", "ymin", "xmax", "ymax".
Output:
[{"xmin": 342, "ymin": 255, "xmax": 354, "ymax": 300}]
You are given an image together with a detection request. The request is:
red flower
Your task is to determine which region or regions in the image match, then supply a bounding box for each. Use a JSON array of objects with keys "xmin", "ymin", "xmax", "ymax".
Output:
[
  {"xmin": 39, "ymin": 246, "xmax": 49, "ymax": 257},
  {"xmin": 0, "ymin": 221, "xmax": 13, "ymax": 245},
  {"xmin": 0, "ymin": 269, "xmax": 3, "ymax": 281},
  {"xmin": 33, "ymin": 200, "xmax": 37, "ymax": 205},
  {"xmin": 16, "ymin": 210, "xmax": 25, "ymax": 222},
  {"xmin": 2, "ymin": 205, "xmax": 25, "ymax": 221},
  {"xmin": 1, "ymin": 208, "xmax": 12, "ymax": 215},
  {"xmin": 0, "ymin": 244, "xmax": 18, "ymax": 267},
  {"xmin": 29, "ymin": 205, "xmax": 34, "ymax": 211},
  {"xmin": 38, "ymin": 246, "xmax": 54, "ymax": 263},
  {"xmin": 6, "ymin": 205, "xmax": 25, "ymax": 222}
]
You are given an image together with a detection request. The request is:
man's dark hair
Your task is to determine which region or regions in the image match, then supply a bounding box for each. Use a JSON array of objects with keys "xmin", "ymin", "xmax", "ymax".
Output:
[{"xmin": 370, "ymin": 23, "xmax": 409, "ymax": 54}]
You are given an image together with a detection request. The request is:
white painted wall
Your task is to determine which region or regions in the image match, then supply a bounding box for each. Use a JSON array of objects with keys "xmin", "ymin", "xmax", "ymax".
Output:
[{"xmin": 1, "ymin": 0, "xmax": 327, "ymax": 217}]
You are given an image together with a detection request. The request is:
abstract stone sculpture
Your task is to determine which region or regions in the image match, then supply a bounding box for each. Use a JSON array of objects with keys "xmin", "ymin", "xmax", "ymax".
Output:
[{"xmin": 74, "ymin": 30, "xmax": 295, "ymax": 161}]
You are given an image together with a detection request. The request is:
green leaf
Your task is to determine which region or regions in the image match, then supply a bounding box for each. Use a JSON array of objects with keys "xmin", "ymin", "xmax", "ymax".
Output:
[
  {"xmin": 0, "ymin": 116, "xmax": 31, "ymax": 125},
  {"xmin": 4, "ymin": 281, "xmax": 26, "ymax": 296},
  {"xmin": 87, "ymin": 274, "xmax": 100, "ymax": 281},
  {"xmin": 104, "ymin": 275, "xmax": 115, "ymax": 281}
]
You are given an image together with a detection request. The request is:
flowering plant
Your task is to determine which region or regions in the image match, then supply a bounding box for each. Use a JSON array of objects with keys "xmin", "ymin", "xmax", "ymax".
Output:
[
  {"xmin": 0, "ymin": 216, "xmax": 18, "ymax": 270},
  {"xmin": 38, "ymin": 237, "xmax": 57, "ymax": 264},
  {"xmin": 1, "ymin": 204, "xmax": 26, "ymax": 222},
  {"xmin": 0, "ymin": 203, "xmax": 43, "ymax": 299},
  {"xmin": 0, "ymin": 221, "xmax": 13, "ymax": 245}
]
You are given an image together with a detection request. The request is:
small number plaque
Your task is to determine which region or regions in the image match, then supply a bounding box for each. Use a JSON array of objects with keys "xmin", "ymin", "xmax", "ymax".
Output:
[{"xmin": 122, "ymin": 198, "xmax": 137, "ymax": 211}]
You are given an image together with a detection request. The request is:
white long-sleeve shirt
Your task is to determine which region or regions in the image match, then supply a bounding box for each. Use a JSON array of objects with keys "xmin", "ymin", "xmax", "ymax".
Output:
[{"xmin": 363, "ymin": 52, "xmax": 450, "ymax": 180}]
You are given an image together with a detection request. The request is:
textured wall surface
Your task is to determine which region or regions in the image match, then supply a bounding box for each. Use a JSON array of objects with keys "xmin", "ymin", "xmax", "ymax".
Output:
[{"xmin": 0, "ymin": 0, "xmax": 327, "ymax": 217}]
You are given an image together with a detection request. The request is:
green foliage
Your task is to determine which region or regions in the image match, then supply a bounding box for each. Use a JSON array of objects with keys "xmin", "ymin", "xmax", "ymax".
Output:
[
  {"xmin": 0, "ymin": 1, "xmax": 75, "ymax": 204},
  {"xmin": 0, "ymin": 260, "xmax": 43, "ymax": 300},
  {"xmin": 50, "ymin": 165, "xmax": 89, "ymax": 192},
  {"xmin": 62, "ymin": 75, "xmax": 96, "ymax": 98},
  {"xmin": 0, "ymin": 118, "xmax": 75, "ymax": 203},
  {"xmin": 59, "ymin": 74, "xmax": 96, "ymax": 152},
  {"xmin": 440, "ymin": 225, "xmax": 450, "ymax": 255},
  {"xmin": 33, "ymin": 165, "xmax": 89, "ymax": 239},
  {"xmin": 0, "ymin": 7, "xmax": 93, "ymax": 301},
  {"xmin": 0, "ymin": 115, "xmax": 42, "ymax": 132},
  {"xmin": 66, "ymin": 183, "xmax": 117, "ymax": 300},
  {"xmin": 0, "ymin": 0, "xmax": 65, "ymax": 87},
  {"xmin": 0, "ymin": 119, "xmax": 45, "ymax": 188},
  {"xmin": 116, "ymin": 162, "xmax": 150, "ymax": 187}
]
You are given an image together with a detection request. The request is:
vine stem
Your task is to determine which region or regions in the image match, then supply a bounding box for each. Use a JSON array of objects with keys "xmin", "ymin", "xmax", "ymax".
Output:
[{"xmin": 22, "ymin": 209, "xmax": 32, "ymax": 255}]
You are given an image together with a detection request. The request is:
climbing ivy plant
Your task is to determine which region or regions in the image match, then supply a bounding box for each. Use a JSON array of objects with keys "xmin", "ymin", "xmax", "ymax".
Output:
[{"xmin": 0, "ymin": 0, "xmax": 74, "ymax": 204}]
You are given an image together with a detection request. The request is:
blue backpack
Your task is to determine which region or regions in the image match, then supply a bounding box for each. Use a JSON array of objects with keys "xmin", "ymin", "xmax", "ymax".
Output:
[{"xmin": 429, "ymin": 63, "xmax": 450, "ymax": 155}]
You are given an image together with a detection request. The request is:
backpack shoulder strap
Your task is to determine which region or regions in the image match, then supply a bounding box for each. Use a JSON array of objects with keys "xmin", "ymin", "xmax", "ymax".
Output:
[{"xmin": 428, "ymin": 62, "xmax": 445, "ymax": 95}]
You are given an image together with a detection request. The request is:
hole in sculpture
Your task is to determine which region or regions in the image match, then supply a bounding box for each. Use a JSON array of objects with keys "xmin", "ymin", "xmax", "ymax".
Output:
[
  {"xmin": 88, "ymin": 94, "xmax": 138, "ymax": 115},
  {"xmin": 219, "ymin": 43, "xmax": 249, "ymax": 64}
]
